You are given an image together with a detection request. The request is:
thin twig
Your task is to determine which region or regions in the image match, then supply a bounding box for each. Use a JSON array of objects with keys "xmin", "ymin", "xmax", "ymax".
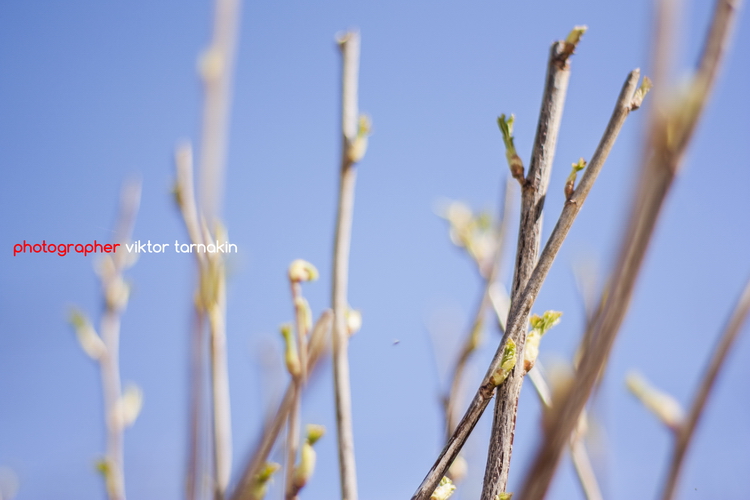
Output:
[
  {"xmin": 444, "ymin": 179, "xmax": 513, "ymax": 442},
  {"xmin": 411, "ymin": 69, "xmax": 643, "ymax": 500},
  {"xmin": 99, "ymin": 180, "xmax": 142, "ymax": 500},
  {"xmin": 175, "ymin": 143, "xmax": 209, "ymax": 500},
  {"xmin": 482, "ymin": 37, "xmax": 575, "ymax": 500},
  {"xmin": 198, "ymin": 0, "xmax": 241, "ymax": 227},
  {"xmin": 660, "ymin": 276, "xmax": 750, "ymax": 500},
  {"xmin": 285, "ymin": 280, "xmax": 309, "ymax": 500},
  {"xmin": 517, "ymin": 2, "xmax": 740, "ymax": 498},
  {"xmin": 229, "ymin": 311, "xmax": 333, "ymax": 500},
  {"xmin": 194, "ymin": 0, "xmax": 242, "ymax": 496},
  {"xmin": 332, "ymin": 30, "xmax": 361, "ymax": 500}
]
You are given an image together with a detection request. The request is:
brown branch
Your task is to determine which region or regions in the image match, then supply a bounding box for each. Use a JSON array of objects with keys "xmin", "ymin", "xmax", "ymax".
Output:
[
  {"xmin": 332, "ymin": 30, "xmax": 362, "ymax": 500},
  {"xmin": 517, "ymin": 2, "xmax": 740, "ymax": 498},
  {"xmin": 481, "ymin": 37, "xmax": 574, "ymax": 500},
  {"xmin": 660, "ymin": 276, "xmax": 750, "ymax": 500},
  {"xmin": 229, "ymin": 311, "xmax": 333, "ymax": 500},
  {"xmin": 411, "ymin": 69, "xmax": 643, "ymax": 500}
]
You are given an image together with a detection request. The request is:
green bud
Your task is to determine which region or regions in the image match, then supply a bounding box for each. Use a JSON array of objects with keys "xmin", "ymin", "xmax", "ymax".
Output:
[
  {"xmin": 431, "ymin": 476, "xmax": 456, "ymax": 500},
  {"xmin": 491, "ymin": 338, "xmax": 517, "ymax": 386},
  {"xmin": 69, "ymin": 309, "xmax": 106, "ymax": 360},
  {"xmin": 306, "ymin": 424, "xmax": 326, "ymax": 445},
  {"xmin": 497, "ymin": 114, "xmax": 524, "ymax": 181},
  {"xmin": 626, "ymin": 371, "xmax": 684, "ymax": 431},
  {"xmin": 248, "ymin": 462, "xmax": 280, "ymax": 500},
  {"xmin": 288, "ymin": 259, "xmax": 319, "ymax": 283},
  {"xmin": 631, "ymin": 76, "xmax": 653, "ymax": 110},
  {"xmin": 525, "ymin": 311, "xmax": 562, "ymax": 372},
  {"xmin": 280, "ymin": 323, "xmax": 301, "ymax": 377}
]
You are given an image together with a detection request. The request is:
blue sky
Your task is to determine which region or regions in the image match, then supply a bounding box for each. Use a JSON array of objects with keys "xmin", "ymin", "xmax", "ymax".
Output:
[{"xmin": 1, "ymin": 1, "xmax": 749, "ymax": 499}]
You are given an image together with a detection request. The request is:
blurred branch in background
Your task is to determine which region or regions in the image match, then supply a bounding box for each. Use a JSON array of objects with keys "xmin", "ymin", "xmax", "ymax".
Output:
[
  {"xmin": 659, "ymin": 275, "xmax": 750, "ymax": 500},
  {"xmin": 174, "ymin": 0, "xmax": 241, "ymax": 498},
  {"xmin": 331, "ymin": 29, "xmax": 369, "ymax": 500},
  {"xmin": 230, "ymin": 311, "xmax": 333, "ymax": 500},
  {"xmin": 518, "ymin": 1, "xmax": 741, "ymax": 498},
  {"xmin": 436, "ymin": 179, "xmax": 513, "ymax": 482},
  {"xmin": 70, "ymin": 179, "xmax": 142, "ymax": 500}
]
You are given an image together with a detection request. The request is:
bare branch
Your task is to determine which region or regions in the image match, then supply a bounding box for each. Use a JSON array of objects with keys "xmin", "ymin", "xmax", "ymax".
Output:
[
  {"xmin": 332, "ymin": 30, "xmax": 362, "ymax": 500},
  {"xmin": 660, "ymin": 276, "xmax": 750, "ymax": 500},
  {"xmin": 411, "ymin": 69, "xmax": 642, "ymax": 500},
  {"xmin": 517, "ymin": 2, "xmax": 740, "ymax": 498},
  {"xmin": 482, "ymin": 35, "xmax": 575, "ymax": 499}
]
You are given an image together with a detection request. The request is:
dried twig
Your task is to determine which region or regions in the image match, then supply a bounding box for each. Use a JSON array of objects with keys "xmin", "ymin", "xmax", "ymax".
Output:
[
  {"xmin": 229, "ymin": 311, "xmax": 333, "ymax": 500},
  {"xmin": 517, "ymin": 2, "xmax": 740, "ymax": 498},
  {"xmin": 412, "ymin": 68, "xmax": 644, "ymax": 500},
  {"xmin": 332, "ymin": 30, "xmax": 363, "ymax": 500},
  {"xmin": 660, "ymin": 276, "xmax": 750, "ymax": 500},
  {"xmin": 482, "ymin": 33, "xmax": 578, "ymax": 499}
]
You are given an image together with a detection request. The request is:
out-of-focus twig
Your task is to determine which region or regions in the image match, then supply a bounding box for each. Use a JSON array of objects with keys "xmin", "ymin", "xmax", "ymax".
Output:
[
  {"xmin": 517, "ymin": 2, "xmax": 740, "ymax": 498},
  {"xmin": 229, "ymin": 311, "xmax": 333, "ymax": 500},
  {"xmin": 71, "ymin": 180, "xmax": 141, "ymax": 500},
  {"xmin": 528, "ymin": 363, "xmax": 603, "ymax": 500},
  {"xmin": 332, "ymin": 30, "xmax": 366, "ymax": 500},
  {"xmin": 443, "ymin": 179, "xmax": 513, "ymax": 445},
  {"xmin": 660, "ymin": 276, "xmax": 750, "ymax": 500}
]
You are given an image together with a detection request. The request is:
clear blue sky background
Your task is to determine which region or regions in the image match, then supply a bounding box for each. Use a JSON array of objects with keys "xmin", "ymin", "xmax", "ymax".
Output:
[{"xmin": 1, "ymin": 1, "xmax": 749, "ymax": 499}]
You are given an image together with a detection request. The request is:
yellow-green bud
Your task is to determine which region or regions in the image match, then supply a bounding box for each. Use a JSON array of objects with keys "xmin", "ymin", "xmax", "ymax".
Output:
[
  {"xmin": 431, "ymin": 476, "xmax": 456, "ymax": 500},
  {"xmin": 280, "ymin": 324, "xmax": 301, "ymax": 377},
  {"xmin": 491, "ymin": 338, "xmax": 517, "ymax": 386},
  {"xmin": 626, "ymin": 371, "xmax": 684, "ymax": 431},
  {"xmin": 248, "ymin": 462, "xmax": 280, "ymax": 500},
  {"xmin": 69, "ymin": 309, "xmax": 106, "ymax": 360},
  {"xmin": 288, "ymin": 259, "xmax": 319, "ymax": 283}
]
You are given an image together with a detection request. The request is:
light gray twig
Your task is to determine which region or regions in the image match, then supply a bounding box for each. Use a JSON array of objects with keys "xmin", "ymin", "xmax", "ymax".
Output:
[{"xmin": 332, "ymin": 30, "xmax": 362, "ymax": 500}]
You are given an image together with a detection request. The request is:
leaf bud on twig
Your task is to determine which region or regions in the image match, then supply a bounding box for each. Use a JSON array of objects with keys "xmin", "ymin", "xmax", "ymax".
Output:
[
  {"xmin": 490, "ymin": 338, "xmax": 517, "ymax": 386},
  {"xmin": 288, "ymin": 259, "xmax": 319, "ymax": 283},
  {"xmin": 497, "ymin": 114, "xmax": 525, "ymax": 183},
  {"xmin": 431, "ymin": 476, "xmax": 456, "ymax": 500},
  {"xmin": 280, "ymin": 323, "xmax": 301, "ymax": 378}
]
